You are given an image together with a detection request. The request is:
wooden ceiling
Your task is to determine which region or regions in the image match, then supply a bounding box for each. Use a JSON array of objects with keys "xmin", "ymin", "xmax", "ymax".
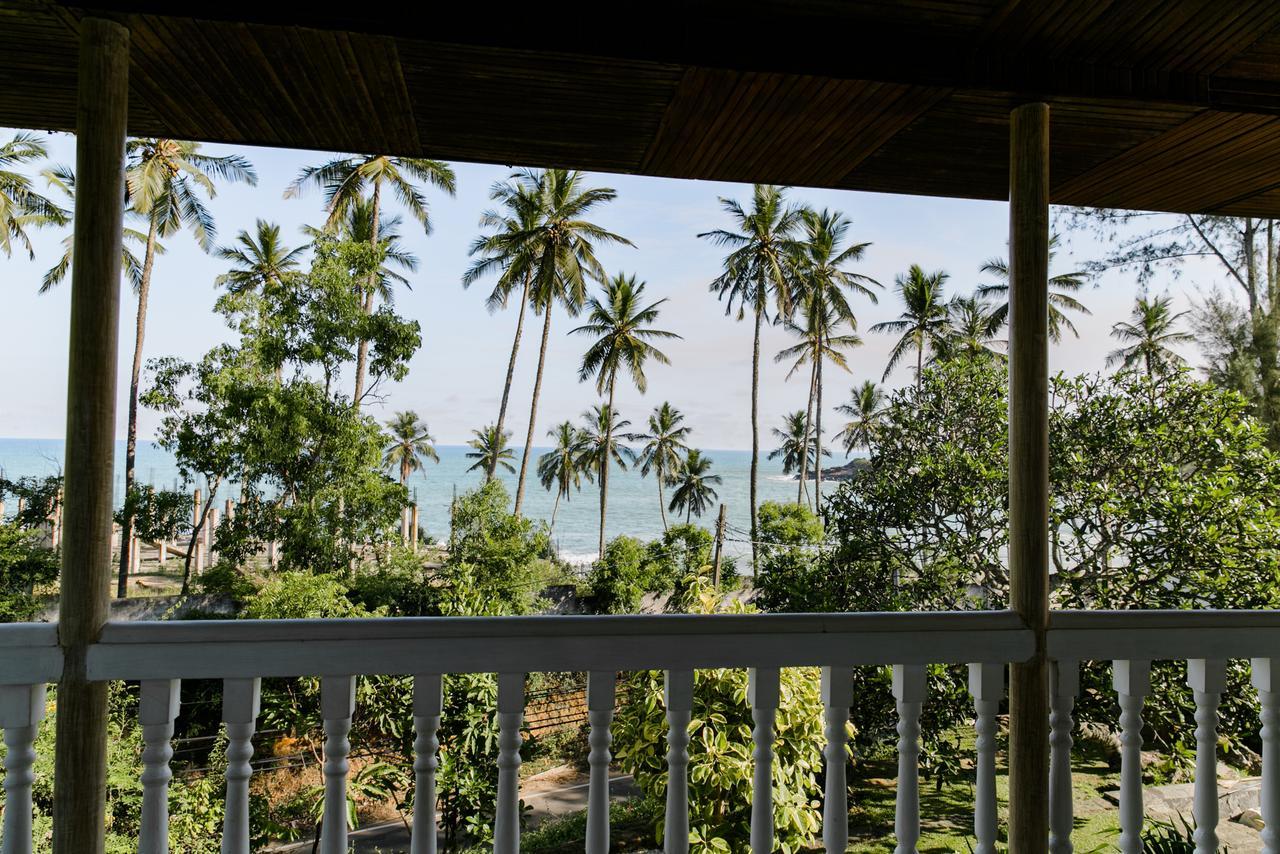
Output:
[{"xmin": 5, "ymin": 0, "xmax": 1280, "ymax": 215}]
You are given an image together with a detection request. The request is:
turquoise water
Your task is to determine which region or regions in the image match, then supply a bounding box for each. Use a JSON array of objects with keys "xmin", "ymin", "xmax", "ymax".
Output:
[{"xmin": 0, "ymin": 438, "xmax": 828, "ymax": 564}]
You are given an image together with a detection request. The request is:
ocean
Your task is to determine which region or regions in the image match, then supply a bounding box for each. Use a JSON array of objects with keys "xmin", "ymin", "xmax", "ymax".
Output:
[{"xmin": 0, "ymin": 438, "xmax": 836, "ymax": 565}]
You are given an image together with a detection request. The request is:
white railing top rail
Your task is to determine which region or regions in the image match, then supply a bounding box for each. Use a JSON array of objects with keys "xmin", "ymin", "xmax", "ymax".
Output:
[
  {"xmin": 1048, "ymin": 608, "xmax": 1280, "ymax": 661},
  {"xmin": 83, "ymin": 610, "xmax": 1034, "ymax": 680}
]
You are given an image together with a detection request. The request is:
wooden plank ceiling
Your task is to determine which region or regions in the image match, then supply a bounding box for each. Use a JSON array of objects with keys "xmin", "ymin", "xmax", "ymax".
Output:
[{"xmin": 4, "ymin": 0, "xmax": 1280, "ymax": 215}]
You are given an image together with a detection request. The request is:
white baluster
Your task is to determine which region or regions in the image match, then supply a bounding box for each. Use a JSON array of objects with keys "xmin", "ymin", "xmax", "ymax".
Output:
[
  {"xmin": 139, "ymin": 679, "xmax": 181, "ymax": 854},
  {"xmin": 221, "ymin": 678, "xmax": 260, "ymax": 854},
  {"xmin": 412, "ymin": 673, "xmax": 442, "ymax": 854},
  {"xmin": 749, "ymin": 668, "xmax": 780, "ymax": 854},
  {"xmin": 587, "ymin": 671, "xmax": 616, "ymax": 854},
  {"xmin": 1187, "ymin": 659, "xmax": 1226, "ymax": 854},
  {"xmin": 968, "ymin": 663, "xmax": 1003, "ymax": 854},
  {"xmin": 1049, "ymin": 660, "xmax": 1079, "ymax": 854},
  {"xmin": 319, "ymin": 676, "xmax": 356, "ymax": 854},
  {"xmin": 0, "ymin": 684, "xmax": 46, "ymax": 854},
  {"xmin": 1114, "ymin": 660, "xmax": 1151, "ymax": 854},
  {"xmin": 822, "ymin": 667, "xmax": 852, "ymax": 854},
  {"xmin": 494, "ymin": 672, "xmax": 524, "ymax": 854},
  {"xmin": 893, "ymin": 665, "xmax": 926, "ymax": 854},
  {"xmin": 1255, "ymin": 659, "xmax": 1280, "ymax": 854},
  {"xmin": 664, "ymin": 669, "xmax": 694, "ymax": 854}
]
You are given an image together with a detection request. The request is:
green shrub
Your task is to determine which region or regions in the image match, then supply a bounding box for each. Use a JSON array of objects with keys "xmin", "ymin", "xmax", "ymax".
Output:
[
  {"xmin": 0, "ymin": 523, "xmax": 58, "ymax": 622},
  {"xmin": 612, "ymin": 588, "xmax": 833, "ymax": 853},
  {"xmin": 448, "ymin": 480, "xmax": 549, "ymax": 614}
]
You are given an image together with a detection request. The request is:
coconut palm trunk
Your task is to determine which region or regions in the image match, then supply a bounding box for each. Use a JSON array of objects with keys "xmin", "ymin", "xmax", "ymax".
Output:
[
  {"xmin": 598, "ymin": 377, "xmax": 617, "ymax": 557},
  {"xmin": 514, "ymin": 304, "xmax": 552, "ymax": 516},
  {"xmin": 492, "ymin": 270, "xmax": 531, "ymax": 478},
  {"xmin": 750, "ymin": 306, "xmax": 762, "ymax": 575},
  {"xmin": 915, "ymin": 330, "xmax": 925, "ymax": 392},
  {"xmin": 117, "ymin": 217, "xmax": 159, "ymax": 598},
  {"xmin": 798, "ymin": 359, "xmax": 817, "ymax": 507},
  {"xmin": 352, "ymin": 181, "xmax": 381, "ymax": 409},
  {"xmin": 815, "ymin": 354, "xmax": 824, "ymax": 511},
  {"xmin": 657, "ymin": 462, "xmax": 669, "ymax": 530}
]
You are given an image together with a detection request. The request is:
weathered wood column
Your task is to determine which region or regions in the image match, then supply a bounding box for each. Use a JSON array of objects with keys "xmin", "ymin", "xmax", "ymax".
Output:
[
  {"xmin": 1007, "ymin": 101, "xmax": 1051, "ymax": 854},
  {"xmin": 53, "ymin": 16, "xmax": 129, "ymax": 854}
]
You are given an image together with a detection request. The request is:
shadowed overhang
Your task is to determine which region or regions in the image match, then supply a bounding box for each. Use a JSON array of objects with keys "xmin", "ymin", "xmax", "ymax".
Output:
[{"xmin": 6, "ymin": 0, "xmax": 1280, "ymax": 215}]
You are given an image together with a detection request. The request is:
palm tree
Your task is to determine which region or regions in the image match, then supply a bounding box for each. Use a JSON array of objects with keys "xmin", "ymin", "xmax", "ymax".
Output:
[
  {"xmin": 537, "ymin": 422, "xmax": 591, "ymax": 532},
  {"xmin": 579, "ymin": 404, "xmax": 637, "ymax": 549},
  {"xmin": 870, "ymin": 265, "xmax": 952, "ymax": 390},
  {"xmin": 635, "ymin": 402, "xmax": 691, "ymax": 531},
  {"xmin": 286, "ymin": 152, "xmax": 456, "ymax": 407},
  {"xmin": 769, "ymin": 411, "xmax": 825, "ymax": 506},
  {"xmin": 835, "ymin": 381, "xmax": 886, "ymax": 455},
  {"xmin": 783, "ymin": 208, "xmax": 878, "ymax": 508},
  {"xmin": 119, "ymin": 139, "xmax": 257, "ymax": 597},
  {"xmin": 1107, "ymin": 295, "xmax": 1195, "ymax": 376},
  {"xmin": 934, "ymin": 295, "xmax": 1005, "ymax": 363},
  {"xmin": 464, "ymin": 173, "xmax": 545, "ymax": 478},
  {"xmin": 383, "ymin": 411, "xmax": 440, "ymax": 485},
  {"xmin": 977, "ymin": 236, "xmax": 1091, "ymax": 342},
  {"xmin": 466, "ymin": 424, "xmax": 516, "ymax": 477},
  {"xmin": 776, "ymin": 301, "xmax": 861, "ymax": 504},
  {"xmin": 699, "ymin": 184, "xmax": 806, "ymax": 571},
  {"xmin": 572, "ymin": 273, "xmax": 680, "ymax": 555},
  {"xmin": 39, "ymin": 164, "xmax": 151, "ymax": 294},
  {"xmin": 303, "ymin": 196, "xmax": 420, "ymax": 306},
  {"xmin": 0, "ymin": 132, "xmax": 65, "ymax": 260},
  {"xmin": 669, "ymin": 449, "xmax": 722, "ymax": 523},
  {"xmin": 495, "ymin": 169, "xmax": 632, "ymax": 517},
  {"xmin": 214, "ymin": 220, "xmax": 305, "ymax": 377}
]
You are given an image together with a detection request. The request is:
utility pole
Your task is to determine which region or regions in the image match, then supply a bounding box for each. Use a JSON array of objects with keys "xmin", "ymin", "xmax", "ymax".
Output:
[{"xmin": 712, "ymin": 503, "xmax": 727, "ymax": 590}]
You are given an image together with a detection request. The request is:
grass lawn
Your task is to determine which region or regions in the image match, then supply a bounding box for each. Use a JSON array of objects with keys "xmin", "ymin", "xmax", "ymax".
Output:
[{"xmin": 845, "ymin": 740, "xmax": 1121, "ymax": 853}]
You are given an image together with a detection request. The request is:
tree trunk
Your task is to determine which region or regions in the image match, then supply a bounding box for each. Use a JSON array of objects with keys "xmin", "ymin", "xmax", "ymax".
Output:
[
  {"xmin": 750, "ymin": 308, "xmax": 762, "ymax": 576},
  {"xmin": 492, "ymin": 270, "xmax": 532, "ymax": 478},
  {"xmin": 798, "ymin": 357, "xmax": 816, "ymax": 506},
  {"xmin": 117, "ymin": 214, "xmax": 158, "ymax": 598},
  {"xmin": 916, "ymin": 331, "xmax": 924, "ymax": 393},
  {"xmin": 352, "ymin": 180, "xmax": 381, "ymax": 409},
  {"xmin": 598, "ymin": 377, "xmax": 616, "ymax": 558},
  {"xmin": 657, "ymin": 462, "xmax": 668, "ymax": 530},
  {"xmin": 54, "ymin": 20, "xmax": 128, "ymax": 852},
  {"xmin": 815, "ymin": 354, "xmax": 824, "ymax": 512},
  {"xmin": 549, "ymin": 490, "xmax": 561, "ymax": 534},
  {"xmin": 514, "ymin": 304, "xmax": 552, "ymax": 516}
]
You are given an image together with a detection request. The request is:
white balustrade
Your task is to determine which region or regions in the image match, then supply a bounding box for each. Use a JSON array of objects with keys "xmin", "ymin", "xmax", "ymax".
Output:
[
  {"xmin": 139, "ymin": 679, "xmax": 181, "ymax": 854},
  {"xmin": 319, "ymin": 675, "xmax": 356, "ymax": 854},
  {"xmin": 1255, "ymin": 659, "xmax": 1280, "ymax": 854},
  {"xmin": 821, "ymin": 666, "xmax": 852, "ymax": 854},
  {"xmin": 0, "ymin": 684, "xmax": 46, "ymax": 854},
  {"xmin": 412, "ymin": 673, "xmax": 442, "ymax": 854},
  {"xmin": 494, "ymin": 672, "xmax": 524, "ymax": 854},
  {"xmin": 221, "ymin": 677, "xmax": 260, "ymax": 854},
  {"xmin": 967, "ymin": 662, "xmax": 1003, "ymax": 854},
  {"xmin": 1049, "ymin": 660, "xmax": 1078, "ymax": 854},
  {"xmin": 892, "ymin": 664, "xmax": 926, "ymax": 854},
  {"xmin": 748, "ymin": 667, "xmax": 780, "ymax": 854},
  {"xmin": 664, "ymin": 669, "xmax": 694, "ymax": 854},
  {"xmin": 1187, "ymin": 659, "xmax": 1226, "ymax": 854},
  {"xmin": 586, "ymin": 670, "xmax": 616, "ymax": 854},
  {"xmin": 1113, "ymin": 660, "xmax": 1150, "ymax": 854}
]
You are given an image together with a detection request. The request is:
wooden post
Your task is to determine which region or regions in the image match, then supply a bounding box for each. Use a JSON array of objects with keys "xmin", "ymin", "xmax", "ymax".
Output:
[
  {"xmin": 712, "ymin": 503, "xmax": 726, "ymax": 590},
  {"xmin": 410, "ymin": 504, "xmax": 419, "ymax": 554},
  {"xmin": 53, "ymin": 16, "xmax": 129, "ymax": 854},
  {"xmin": 1007, "ymin": 101, "xmax": 1051, "ymax": 854}
]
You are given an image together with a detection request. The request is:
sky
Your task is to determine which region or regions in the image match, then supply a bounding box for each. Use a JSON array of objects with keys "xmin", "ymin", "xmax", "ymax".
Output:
[{"xmin": 0, "ymin": 128, "xmax": 1226, "ymax": 450}]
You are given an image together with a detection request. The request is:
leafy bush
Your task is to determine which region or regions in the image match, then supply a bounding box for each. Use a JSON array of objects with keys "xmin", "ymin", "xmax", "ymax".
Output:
[
  {"xmin": 447, "ymin": 480, "xmax": 550, "ymax": 614},
  {"xmin": 0, "ymin": 523, "xmax": 58, "ymax": 622},
  {"xmin": 588, "ymin": 525, "xmax": 725, "ymax": 614},
  {"xmin": 612, "ymin": 587, "xmax": 833, "ymax": 853}
]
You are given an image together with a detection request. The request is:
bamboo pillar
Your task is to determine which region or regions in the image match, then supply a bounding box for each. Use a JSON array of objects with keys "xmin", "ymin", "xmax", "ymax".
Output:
[
  {"xmin": 1007, "ymin": 101, "xmax": 1052, "ymax": 854},
  {"xmin": 53, "ymin": 16, "xmax": 129, "ymax": 854}
]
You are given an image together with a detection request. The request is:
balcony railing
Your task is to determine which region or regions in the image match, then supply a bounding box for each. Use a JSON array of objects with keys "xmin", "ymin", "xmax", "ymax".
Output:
[{"xmin": 1, "ymin": 610, "xmax": 1278, "ymax": 854}]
